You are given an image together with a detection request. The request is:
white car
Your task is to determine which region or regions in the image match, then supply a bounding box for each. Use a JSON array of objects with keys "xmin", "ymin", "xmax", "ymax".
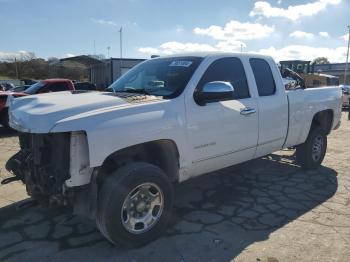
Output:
[
  {"xmin": 6, "ymin": 52, "xmax": 342, "ymax": 247},
  {"xmin": 340, "ymin": 85, "xmax": 350, "ymax": 107}
]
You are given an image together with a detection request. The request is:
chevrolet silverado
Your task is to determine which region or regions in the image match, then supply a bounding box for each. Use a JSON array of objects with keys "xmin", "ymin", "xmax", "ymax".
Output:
[{"xmin": 5, "ymin": 53, "xmax": 342, "ymax": 246}]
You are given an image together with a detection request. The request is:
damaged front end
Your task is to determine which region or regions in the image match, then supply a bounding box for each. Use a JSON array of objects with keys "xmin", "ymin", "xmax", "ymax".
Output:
[{"xmin": 5, "ymin": 132, "xmax": 77, "ymax": 206}]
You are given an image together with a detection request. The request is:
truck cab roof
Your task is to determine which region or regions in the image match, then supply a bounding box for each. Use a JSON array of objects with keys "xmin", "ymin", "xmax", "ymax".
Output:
[{"xmin": 155, "ymin": 52, "xmax": 273, "ymax": 60}]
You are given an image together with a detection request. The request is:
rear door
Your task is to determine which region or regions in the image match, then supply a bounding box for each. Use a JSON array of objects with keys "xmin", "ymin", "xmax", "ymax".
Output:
[
  {"xmin": 186, "ymin": 57, "xmax": 259, "ymax": 176},
  {"xmin": 249, "ymin": 58, "xmax": 288, "ymax": 158}
]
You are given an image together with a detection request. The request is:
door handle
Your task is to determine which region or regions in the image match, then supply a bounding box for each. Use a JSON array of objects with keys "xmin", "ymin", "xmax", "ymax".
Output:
[{"xmin": 240, "ymin": 107, "xmax": 256, "ymax": 116}]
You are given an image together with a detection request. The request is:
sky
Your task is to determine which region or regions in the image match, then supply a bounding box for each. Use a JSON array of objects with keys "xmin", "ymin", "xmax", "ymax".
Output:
[{"xmin": 0, "ymin": 0, "xmax": 349, "ymax": 62}]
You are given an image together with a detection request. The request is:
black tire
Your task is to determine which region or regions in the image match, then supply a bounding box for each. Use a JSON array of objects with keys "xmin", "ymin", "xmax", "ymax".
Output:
[
  {"xmin": 96, "ymin": 162, "xmax": 174, "ymax": 247},
  {"xmin": 296, "ymin": 127, "xmax": 327, "ymax": 170},
  {"xmin": 0, "ymin": 109, "xmax": 9, "ymax": 128}
]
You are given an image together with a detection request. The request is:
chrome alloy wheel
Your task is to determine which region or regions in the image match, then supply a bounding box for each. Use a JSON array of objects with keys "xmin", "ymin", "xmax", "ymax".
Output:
[
  {"xmin": 312, "ymin": 134, "xmax": 324, "ymax": 162},
  {"xmin": 121, "ymin": 183, "xmax": 164, "ymax": 234}
]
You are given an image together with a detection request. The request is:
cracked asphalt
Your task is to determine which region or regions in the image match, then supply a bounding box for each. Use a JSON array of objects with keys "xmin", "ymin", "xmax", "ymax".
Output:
[{"xmin": 0, "ymin": 113, "xmax": 349, "ymax": 262}]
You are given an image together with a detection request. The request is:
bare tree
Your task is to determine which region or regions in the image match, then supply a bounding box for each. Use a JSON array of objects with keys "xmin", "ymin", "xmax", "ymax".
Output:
[
  {"xmin": 88, "ymin": 54, "xmax": 106, "ymax": 60},
  {"xmin": 312, "ymin": 57, "xmax": 330, "ymax": 65},
  {"xmin": 4, "ymin": 51, "xmax": 36, "ymax": 63},
  {"xmin": 19, "ymin": 51, "xmax": 36, "ymax": 61},
  {"xmin": 47, "ymin": 57, "xmax": 60, "ymax": 64}
]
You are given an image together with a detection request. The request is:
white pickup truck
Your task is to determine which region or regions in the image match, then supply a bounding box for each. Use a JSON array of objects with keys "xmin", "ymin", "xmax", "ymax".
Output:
[{"xmin": 5, "ymin": 53, "xmax": 341, "ymax": 247}]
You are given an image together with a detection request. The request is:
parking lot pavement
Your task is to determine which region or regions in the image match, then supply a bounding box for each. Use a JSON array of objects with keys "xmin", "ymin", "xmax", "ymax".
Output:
[
  {"xmin": 0, "ymin": 128, "xmax": 25, "ymax": 208},
  {"xmin": 0, "ymin": 114, "xmax": 349, "ymax": 262}
]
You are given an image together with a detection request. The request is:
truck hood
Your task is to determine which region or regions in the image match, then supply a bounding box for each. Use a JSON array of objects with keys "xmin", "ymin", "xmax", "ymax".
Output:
[
  {"xmin": 9, "ymin": 91, "xmax": 159, "ymax": 133},
  {"xmin": 0, "ymin": 91, "xmax": 28, "ymax": 110}
]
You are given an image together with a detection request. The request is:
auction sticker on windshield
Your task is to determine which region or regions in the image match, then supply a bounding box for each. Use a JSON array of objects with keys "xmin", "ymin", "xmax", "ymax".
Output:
[{"xmin": 169, "ymin": 61, "xmax": 193, "ymax": 67}]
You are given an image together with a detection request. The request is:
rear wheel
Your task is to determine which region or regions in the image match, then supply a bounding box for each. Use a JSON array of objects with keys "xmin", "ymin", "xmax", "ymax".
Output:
[
  {"xmin": 296, "ymin": 127, "xmax": 327, "ymax": 170},
  {"xmin": 96, "ymin": 162, "xmax": 174, "ymax": 247}
]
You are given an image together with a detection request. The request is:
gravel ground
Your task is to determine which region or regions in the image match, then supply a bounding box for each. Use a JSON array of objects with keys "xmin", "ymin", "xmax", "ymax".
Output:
[{"xmin": 0, "ymin": 113, "xmax": 349, "ymax": 262}]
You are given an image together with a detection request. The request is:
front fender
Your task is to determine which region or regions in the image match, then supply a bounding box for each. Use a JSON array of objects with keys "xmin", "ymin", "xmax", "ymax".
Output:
[{"xmin": 51, "ymin": 99, "xmax": 188, "ymax": 168}]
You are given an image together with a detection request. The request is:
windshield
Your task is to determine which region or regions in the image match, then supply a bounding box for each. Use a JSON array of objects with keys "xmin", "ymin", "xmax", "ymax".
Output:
[
  {"xmin": 24, "ymin": 81, "xmax": 46, "ymax": 94},
  {"xmin": 109, "ymin": 56, "xmax": 203, "ymax": 98}
]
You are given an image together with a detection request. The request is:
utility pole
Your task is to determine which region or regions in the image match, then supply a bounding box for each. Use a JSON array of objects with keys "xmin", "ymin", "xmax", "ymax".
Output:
[
  {"xmin": 240, "ymin": 44, "xmax": 243, "ymax": 53},
  {"xmin": 107, "ymin": 46, "xmax": 111, "ymax": 58},
  {"xmin": 119, "ymin": 27, "xmax": 123, "ymax": 78},
  {"xmin": 119, "ymin": 27, "xmax": 123, "ymax": 59},
  {"xmin": 14, "ymin": 57, "xmax": 19, "ymax": 79},
  {"xmin": 344, "ymin": 26, "xmax": 350, "ymax": 85},
  {"xmin": 94, "ymin": 40, "xmax": 96, "ymax": 55}
]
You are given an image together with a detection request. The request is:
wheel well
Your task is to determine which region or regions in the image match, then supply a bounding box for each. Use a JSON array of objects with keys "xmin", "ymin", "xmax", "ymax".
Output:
[
  {"xmin": 100, "ymin": 139, "xmax": 180, "ymax": 182},
  {"xmin": 310, "ymin": 109, "xmax": 334, "ymax": 135},
  {"xmin": 0, "ymin": 107, "xmax": 9, "ymax": 126}
]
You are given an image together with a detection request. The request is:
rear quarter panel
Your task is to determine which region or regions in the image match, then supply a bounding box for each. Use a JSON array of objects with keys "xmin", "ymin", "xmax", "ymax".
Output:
[{"xmin": 284, "ymin": 86, "xmax": 342, "ymax": 148}]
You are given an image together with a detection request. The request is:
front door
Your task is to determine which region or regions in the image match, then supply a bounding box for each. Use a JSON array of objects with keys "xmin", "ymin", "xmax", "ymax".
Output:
[{"xmin": 185, "ymin": 57, "xmax": 259, "ymax": 176}]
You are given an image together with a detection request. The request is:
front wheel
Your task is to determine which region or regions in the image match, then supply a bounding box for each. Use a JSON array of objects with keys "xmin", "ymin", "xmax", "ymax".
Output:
[
  {"xmin": 296, "ymin": 127, "xmax": 327, "ymax": 170},
  {"xmin": 0, "ymin": 109, "xmax": 9, "ymax": 128},
  {"xmin": 96, "ymin": 162, "xmax": 174, "ymax": 247}
]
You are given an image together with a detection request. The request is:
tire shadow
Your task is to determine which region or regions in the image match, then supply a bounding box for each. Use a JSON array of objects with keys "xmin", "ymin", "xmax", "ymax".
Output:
[
  {"xmin": 0, "ymin": 126, "xmax": 17, "ymax": 138},
  {"xmin": 0, "ymin": 152, "xmax": 338, "ymax": 262}
]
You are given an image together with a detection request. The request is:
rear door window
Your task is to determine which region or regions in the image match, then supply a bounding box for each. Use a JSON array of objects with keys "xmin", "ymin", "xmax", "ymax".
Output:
[{"xmin": 250, "ymin": 58, "xmax": 276, "ymax": 96}]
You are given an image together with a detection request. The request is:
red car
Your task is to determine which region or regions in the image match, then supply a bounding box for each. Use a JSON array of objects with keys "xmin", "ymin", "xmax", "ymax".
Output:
[{"xmin": 0, "ymin": 79, "xmax": 75, "ymax": 127}]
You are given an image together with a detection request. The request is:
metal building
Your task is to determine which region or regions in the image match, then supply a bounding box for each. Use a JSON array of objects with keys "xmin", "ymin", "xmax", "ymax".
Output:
[
  {"xmin": 313, "ymin": 63, "xmax": 350, "ymax": 84},
  {"xmin": 90, "ymin": 58, "xmax": 145, "ymax": 89}
]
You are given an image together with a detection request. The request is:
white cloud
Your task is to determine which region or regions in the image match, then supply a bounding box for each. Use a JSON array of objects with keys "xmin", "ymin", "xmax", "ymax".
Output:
[
  {"xmin": 254, "ymin": 45, "xmax": 347, "ymax": 62},
  {"xmin": 289, "ymin": 30, "xmax": 314, "ymax": 39},
  {"xmin": 250, "ymin": 0, "xmax": 342, "ymax": 21},
  {"xmin": 215, "ymin": 40, "xmax": 246, "ymax": 52},
  {"xmin": 159, "ymin": 42, "xmax": 217, "ymax": 55},
  {"xmin": 91, "ymin": 18, "xmax": 118, "ymax": 27},
  {"xmin": 194, "ymin": 20, "xmax": 274, "ymax": 41},
  {"xmin": 319, "ymin": 32, "xmax": 329, "ymax": 38},
  {"xmin": 138, "ymin": 47, "xmax": 159, "ymax": 55},
  {"xmin": 0, "ymin": 50, "xmax": 36, "ymax": 61},
  {"xmin": 64, "ymin": 53, "xmax": 76, "ymax": 58},
  {"xmin": 139, "ymin": 40, "xmax": 247, "ymax": 56},
  {"xmin": 138, "ymin": 5, "xmax": 345, "ymax": 63},
  {"xmin": 340, "ymin": 33, "xmax": 349, "ymax": 41},
  {"xmin": 175, "ymin": 26, "xmax": 185, "ymax": 33},
  {"xmin": 139, "ymin": 42, "xmax": 348, "ymax": 63}
]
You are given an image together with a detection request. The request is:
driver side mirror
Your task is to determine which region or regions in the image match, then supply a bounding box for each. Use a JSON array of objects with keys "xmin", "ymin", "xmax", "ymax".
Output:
[{"xmin": 194, "ymin": 81, "xmax": 235, "ymax": 106}]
